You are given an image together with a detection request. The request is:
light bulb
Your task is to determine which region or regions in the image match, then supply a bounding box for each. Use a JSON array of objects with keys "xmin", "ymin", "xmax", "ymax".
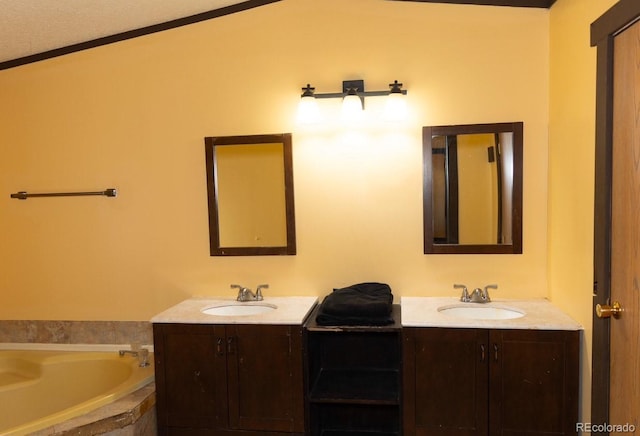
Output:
[
  {"xmin": 297, "ymin": 95, "xmax": 320, "ymax": 124},
  {"xmin": 384, "ymin": 92, "xmax": 407, "ymax": 121},
  {"xmin": 341, "ymin": 93, "xmax": 363, "ymax": 122}
]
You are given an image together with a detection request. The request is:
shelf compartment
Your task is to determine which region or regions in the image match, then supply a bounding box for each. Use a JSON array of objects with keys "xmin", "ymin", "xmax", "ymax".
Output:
[
  {"xmin": 306, "ymin": 305, "xmax": 402, "ymax": 436},
  {"xmin": 320, "ymin": 431, "xmax": 399, "ymax": 436},
  {"xmin": 310, "ymin": 403, "xmax": 400, "ymax": 436},
  {"xmin": 310, "ymin": 368, "xmax": 399, "ymax": 404}
]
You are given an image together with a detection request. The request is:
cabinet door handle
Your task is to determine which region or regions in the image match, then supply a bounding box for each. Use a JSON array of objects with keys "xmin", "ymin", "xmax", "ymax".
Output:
[
  {"xmin": 493, "ymin": 343, "xmax": 499, "ymax": 361},
  {"xmin": 227, "ymin": 337, "xmax": 235, "ymax": 355},
  {"xmin": 216, "ymin": 338, "xmax": 224, "ymax": 356},
  {"xmin": 480, "ymin": 344, "xmax": 486, "ymax": 361}
]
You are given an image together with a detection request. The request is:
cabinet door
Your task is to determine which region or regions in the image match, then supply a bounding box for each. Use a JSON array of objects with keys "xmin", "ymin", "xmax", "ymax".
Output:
[
  {"xmin": 489, "ymin": 329, "xmax": 579, "ymax": 436},
  {"xmin": 153, "ymin": 324, "xmax": 228, "ymax": 430},
  {"xmin": 403, "ymin": 327, "xmax": 488, "ymax": 436},
  {"xmin": 226, "ymin": 325, "xmax": 304, "ymax": 433}
]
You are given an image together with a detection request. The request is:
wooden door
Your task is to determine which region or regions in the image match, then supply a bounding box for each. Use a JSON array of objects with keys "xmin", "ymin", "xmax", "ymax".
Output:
[
  {"xmin": 488, "ymin": 330, "xmax": 579, "ymax": 436},
  {"xmin": 592, "ymin": 0, "xmax": 640, "ymax": 426},
  {"xmin": 402, "ymin": 327, "xmax": 488, "ymax": 436},
  {"xmin": 591, "ymin": 0, "xmax": 640, "ymax": 431},
  {"xmin": 226, "ymin": 325, "xmax": 304, "ymax": 433},
  {"xmin": 609, "ymin": 18, "xmax": 640, "ymax": 428},
  {"xmin": 153, "ymin": 324, "xmax": 228, "ymax": 430}
]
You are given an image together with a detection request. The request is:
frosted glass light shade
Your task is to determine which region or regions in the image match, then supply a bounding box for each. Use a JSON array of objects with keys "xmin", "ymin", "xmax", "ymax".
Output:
[
  {"xmin": 384, "ymin": 92, "xmax": 407, "ymax": 121},
  {"xmin": 297, "ymin": 95, "xmax": 320, "ymax": 123},
  {"xmin": 341, "ymin": 94, "xmax": 363, "ymax": 121}
]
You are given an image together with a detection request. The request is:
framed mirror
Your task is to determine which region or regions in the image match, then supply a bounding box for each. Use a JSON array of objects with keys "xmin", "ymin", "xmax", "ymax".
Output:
[
  {"xmin": 204, "ymin": 133, "xmax": 296, "ymax": 256},
  {"xmin": 423, "ymin": 122, "xmax": 523, "ymax": 254}
]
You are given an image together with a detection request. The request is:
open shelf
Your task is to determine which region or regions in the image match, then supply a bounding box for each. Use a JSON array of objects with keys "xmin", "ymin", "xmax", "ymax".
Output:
[
  {"xmin": 310, "ymin": 368, "xmax": 399, "ymax": 404},
  {"xmin": 310, "ymin": 402, "xmax": 401, "ymax": 436},
  {"xmin": 319, "ymin": 431, "xmax": 400, "ymax": 436},
  {"xmin": 305, "ymin": 304, "xmax": 402, "ymax": 436}
]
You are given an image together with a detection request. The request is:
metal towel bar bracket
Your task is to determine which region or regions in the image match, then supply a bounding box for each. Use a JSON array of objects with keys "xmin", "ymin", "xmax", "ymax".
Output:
[{"xmin": 10, "ymin": 188, "xmax": 117, "ymax": 200}]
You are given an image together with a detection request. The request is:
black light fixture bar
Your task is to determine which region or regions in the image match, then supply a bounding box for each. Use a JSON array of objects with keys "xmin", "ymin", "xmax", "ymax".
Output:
[{"xmin": 303, "ymin": 79, "xmax": 408, "ymax": 99}]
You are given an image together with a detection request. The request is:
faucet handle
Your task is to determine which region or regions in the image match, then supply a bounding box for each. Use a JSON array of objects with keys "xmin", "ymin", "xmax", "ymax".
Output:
[
  {"xmin": 483, "ymin": 284, "xmax": 498, "ymax": 301},
  {"xmin": 454, "ymin": 284, "xmax": 469, "ymax": 302},
  {"xmin": 138, "ymin": 348, "xmax": 150, "ymax": 367},
  {"xmin": 231, "ymin": 284, "xmax": 245, "ymax": 300},
  {"xmin": 255, "ymin": 284, "xmax": 268, "ymax": 300}
]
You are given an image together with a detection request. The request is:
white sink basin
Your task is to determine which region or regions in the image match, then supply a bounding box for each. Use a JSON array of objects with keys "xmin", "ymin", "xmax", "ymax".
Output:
[
  {"xmin": 438, "ymin": 305, "xmax": 525, "ymax": 320},
  {"xmin": 201, "ymin": 303, "xmax": 277, "ymax": 317}
]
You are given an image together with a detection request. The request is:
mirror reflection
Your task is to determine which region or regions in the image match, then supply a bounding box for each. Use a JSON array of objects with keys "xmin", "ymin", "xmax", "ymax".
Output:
[
  {"xmin": 423, "ymin": 122, "xmax": 523, "ymax": 254},
  {"xmin": 204, "ymin": 133, "xmax": 296, "ymax": 256}
]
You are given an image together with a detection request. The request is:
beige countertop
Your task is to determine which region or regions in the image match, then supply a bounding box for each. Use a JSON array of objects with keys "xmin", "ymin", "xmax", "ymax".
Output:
[
  {"xmin": 151, "ymin": 296, "xmax": 581, "ymax": 330},
  {"xmin": 151, "ymin": 296, "xmax": 318, "ymax": 325},
  {"xmin": 401, "ymin": 297, "xmax": 582, "ymax": 330}
]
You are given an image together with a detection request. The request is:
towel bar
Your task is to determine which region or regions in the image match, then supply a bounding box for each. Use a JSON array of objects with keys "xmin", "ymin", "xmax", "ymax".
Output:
[{"xmin": 10, "ymin": 188, "xmax": 117, "ymax": 200}]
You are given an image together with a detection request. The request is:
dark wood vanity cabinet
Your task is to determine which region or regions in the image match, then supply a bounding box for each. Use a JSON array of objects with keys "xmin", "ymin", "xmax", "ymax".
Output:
[
  {"xmin": 304, "ymin": 305, "xmax": 403, "ymax": 436},
  {"xmin": 403, "ymin": 328, "xmax": 580, "ymax": 436},
  {"xmin": 153, "ymin": 323, "xmax": 305, "ymax": 436}
]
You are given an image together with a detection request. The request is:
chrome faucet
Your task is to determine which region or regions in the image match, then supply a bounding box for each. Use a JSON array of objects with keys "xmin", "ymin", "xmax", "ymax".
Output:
[
  {"xmin": 118, "ymin": 347, "xmax": 150, "ymax": 367},
  {"xmin": 469, "ymin": 288, "xmax": 489, "ymax": 303},
  {"xmin": 454, "ymin": 284, "xmax": 470, "ymax": 302},
  {"xmin": 455, "ymin": 283, "xmax": 497, "ymax": 303},
  {"xmin": 231, "ymin": 284, "xmax": 265, "ymax": 302}
]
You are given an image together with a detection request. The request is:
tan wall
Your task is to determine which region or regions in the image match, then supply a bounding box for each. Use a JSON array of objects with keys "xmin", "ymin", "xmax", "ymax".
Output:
[
  {"xmin": 548, "ymin": 0, "xmax": 618, "ymax": 424},
  {"xmin": 0, "ymin": 0, "xmax": 549, "ymax": 322},
  {"xmin": 1, "ymin": 0, "xmax": 620, "ymax": 423}
]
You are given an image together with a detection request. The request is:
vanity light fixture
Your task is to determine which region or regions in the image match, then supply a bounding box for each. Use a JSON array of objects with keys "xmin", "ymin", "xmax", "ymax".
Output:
[{"xmin": 297, "ymin": 79, "xmax": 408, "ymax": 123}]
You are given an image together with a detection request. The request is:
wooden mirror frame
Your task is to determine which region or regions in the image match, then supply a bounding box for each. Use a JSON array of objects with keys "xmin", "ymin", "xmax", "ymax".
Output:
[
  {"xmin": 423, "ymin": 122, "xmax": 523, "ymax": 254},
  {"xmin": 204, "ymin": 133, "xmax": 296, "ymax": 256}
]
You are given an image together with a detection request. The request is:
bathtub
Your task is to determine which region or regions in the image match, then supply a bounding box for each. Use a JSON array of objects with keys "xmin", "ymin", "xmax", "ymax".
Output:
[{"xmin": 0, "ymin": 347, "xmax": 154, "ymax": 436}]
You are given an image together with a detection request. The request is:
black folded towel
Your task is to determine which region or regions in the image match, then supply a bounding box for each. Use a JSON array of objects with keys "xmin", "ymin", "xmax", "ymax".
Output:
[{"xmin": 316, "ymin": 282, "xmax": 394, "ymax": 326}]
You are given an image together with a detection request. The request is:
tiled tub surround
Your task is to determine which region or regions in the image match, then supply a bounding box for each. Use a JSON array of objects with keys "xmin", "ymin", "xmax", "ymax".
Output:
[
  {"xmin": 0, "ymin": 320, "xmax": 152, "ymax": 345},
  {"xmin": 0, "ymin": 320, "xmax": 155, "ymax": 436},
  {"xmin": 29, "ymin": 383, "xmax": 156, "ymax": 436}
]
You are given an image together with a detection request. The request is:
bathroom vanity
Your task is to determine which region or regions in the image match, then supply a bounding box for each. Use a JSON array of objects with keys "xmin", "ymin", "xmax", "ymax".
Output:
[
  {"xmin": 402, "ymin": 297, "xmax": 581, "ymax": 436},
  {"xmin": 151, "ymin": 297, "xmax": 318, "ymax": 436},
  {"xmin": 152, "ymin": 296, "xmax": 581, "ymax": 436}
]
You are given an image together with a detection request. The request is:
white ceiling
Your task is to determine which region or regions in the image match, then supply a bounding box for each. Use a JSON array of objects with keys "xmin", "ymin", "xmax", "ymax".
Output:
[{"xmin": 0, "ymin": 0, "xmax": 249, "ymax": 65}]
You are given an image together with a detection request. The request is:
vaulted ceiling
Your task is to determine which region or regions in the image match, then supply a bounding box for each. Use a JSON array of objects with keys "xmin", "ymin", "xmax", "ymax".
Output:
[{"xmin": 0, "ymin": 0, "xmax": 556, "ymax": 71}]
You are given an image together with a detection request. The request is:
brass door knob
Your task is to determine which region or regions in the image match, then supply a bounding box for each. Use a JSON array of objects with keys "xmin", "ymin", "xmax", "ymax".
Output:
[{"xmin": 596, "ymin": 301, "xmax": 623, "ymax": 319}]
